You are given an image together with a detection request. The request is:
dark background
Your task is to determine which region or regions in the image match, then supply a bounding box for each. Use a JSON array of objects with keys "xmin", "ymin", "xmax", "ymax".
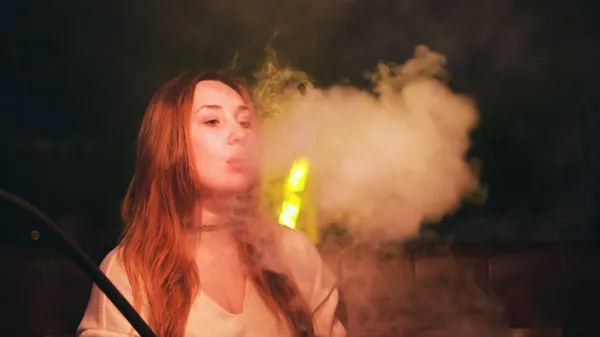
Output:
[{"xmin": 1, "ymin": 0, "xmax": 599, "ymax": 248}]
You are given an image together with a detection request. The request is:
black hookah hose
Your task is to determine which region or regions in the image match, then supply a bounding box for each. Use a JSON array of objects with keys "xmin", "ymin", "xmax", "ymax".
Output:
[{"xmin": 0, "ymin": 189, "xmax": 157, "ymax": 337}]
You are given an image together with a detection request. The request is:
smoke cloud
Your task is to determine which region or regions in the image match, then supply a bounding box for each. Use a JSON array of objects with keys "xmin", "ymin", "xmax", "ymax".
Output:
[
  {"xmin": 246, "ymin": 47, "xmax": 512, "ymax": 337},
  {"xmin": 255, "ymin": 45, "xmax": 484, "ymax": 241}
]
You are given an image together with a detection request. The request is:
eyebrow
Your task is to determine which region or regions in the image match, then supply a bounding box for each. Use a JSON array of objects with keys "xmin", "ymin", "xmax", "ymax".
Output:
[
  {"xmin": 196, "ymin": 104, "xmax": 222, "ymax": 111},
  {"xmin": 196, "ymin": 104, "xmax": 250, "ymax": 113},
  {"xmin": 236, "ymin": 105, "xmax": 251, "ymax": 113}
]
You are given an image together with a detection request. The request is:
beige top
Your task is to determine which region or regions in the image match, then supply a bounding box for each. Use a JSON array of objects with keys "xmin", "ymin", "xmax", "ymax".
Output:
[{"xmin": 77, "ymin": 228, "xmax": 346, "ymax": 337}]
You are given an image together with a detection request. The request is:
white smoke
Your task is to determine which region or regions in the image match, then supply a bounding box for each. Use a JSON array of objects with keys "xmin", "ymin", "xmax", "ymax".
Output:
[{"xmin": 256, "ymin": 45, "xmax": 483, "ymax": 240}]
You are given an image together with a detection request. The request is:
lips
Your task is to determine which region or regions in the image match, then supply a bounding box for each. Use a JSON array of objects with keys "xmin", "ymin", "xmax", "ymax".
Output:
[
  {"xmin": 226, "ymin": 157, "xmax": 251, "ymax": 170},
  {"xmin": 226, "ymin": 158, "xmax": 247, "ymax": 165}
]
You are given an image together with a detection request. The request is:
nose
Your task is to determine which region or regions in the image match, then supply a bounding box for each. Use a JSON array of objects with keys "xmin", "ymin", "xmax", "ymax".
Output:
[{"xmin": 227, "ymin": 125, "xmax": 247, "ymax": 145}]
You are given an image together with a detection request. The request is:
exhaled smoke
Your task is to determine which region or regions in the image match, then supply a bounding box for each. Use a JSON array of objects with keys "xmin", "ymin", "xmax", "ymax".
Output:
[
  {"xmin": 249, "ymin": 46, "xmax": 511, "ymax": 337},
  {"xmin": 255, "ymin": 45, "xmax": 484, "ymax": 241}
]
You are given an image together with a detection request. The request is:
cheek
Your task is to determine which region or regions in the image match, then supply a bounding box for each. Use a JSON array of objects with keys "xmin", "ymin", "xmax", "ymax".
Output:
[
  {"xmin": 190, "ymin": 127, "xmax": 262, "ymax": 190},
  {"xmin": 190, "ymin": 133, "xmax": 223, "ymax": 176},
  {"xmin": 192, "ymin": 130, "xmax": 225, "ymax": 157}
]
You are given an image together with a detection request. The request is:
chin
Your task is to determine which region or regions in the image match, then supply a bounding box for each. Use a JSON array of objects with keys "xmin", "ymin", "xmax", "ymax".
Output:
[
  {"xmin": 223, "ymin": 182, "xmax": 255, "ymax": 194},
  {"xmin": 215, "ymin": 177, "xmax": 257, "ymax": 194},
  {"xmin": 199, "ymin": 171, "xmax": 258, "ymax": 194}
]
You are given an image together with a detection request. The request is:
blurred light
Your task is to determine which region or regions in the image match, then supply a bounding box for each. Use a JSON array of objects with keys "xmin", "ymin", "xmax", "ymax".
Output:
[
  {"xmin": 278, "ymin": 158, "xmax": 309, "ymax": 229},
  {"xmin": 288, "ymin": 158, "xmax": 309, "ymax": 192}
]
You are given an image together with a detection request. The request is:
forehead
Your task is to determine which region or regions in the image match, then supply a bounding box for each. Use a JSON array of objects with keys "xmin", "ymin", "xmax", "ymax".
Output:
[{"xmin": 193, "ymin": 80, "xmax": 245, "ymax": 107}]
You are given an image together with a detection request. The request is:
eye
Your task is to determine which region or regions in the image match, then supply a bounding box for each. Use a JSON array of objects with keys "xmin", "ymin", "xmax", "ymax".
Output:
[
  {"xmin": 239, "ymin": 121, "xmax": 252, "ymax": 128},
  {"xmin": 204, "ymin": 119, "xmax": 220, "ymax": 126}
]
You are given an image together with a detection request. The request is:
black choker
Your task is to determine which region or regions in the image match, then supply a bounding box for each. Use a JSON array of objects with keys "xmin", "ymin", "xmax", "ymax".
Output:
[{"xmin": 181, "ymin": 223, "xmax": 237, "ymax": 232}]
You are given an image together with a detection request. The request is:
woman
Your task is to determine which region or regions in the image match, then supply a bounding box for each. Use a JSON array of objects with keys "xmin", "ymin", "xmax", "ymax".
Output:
[{"xmin": 78, "ymin": 71, "xmax": 346, "ymax": 337}]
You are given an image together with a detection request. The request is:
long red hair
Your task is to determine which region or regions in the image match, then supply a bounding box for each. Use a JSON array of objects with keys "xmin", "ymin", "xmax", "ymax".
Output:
[{"xmin": 120, "ymin": 71, "xmax": 314, "ymax": 337}]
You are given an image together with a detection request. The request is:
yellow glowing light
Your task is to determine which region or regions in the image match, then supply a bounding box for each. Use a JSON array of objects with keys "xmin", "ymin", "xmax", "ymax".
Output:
[
  {"xmin": 278, "ymin": 158, "xmax": 309, "ymax": 229},
  {"xmin": 278, "ymin": 195, "xmax": 302, "ymax": 228},
  {"xmin": 287, "ymin": 158, "xmax": 309, "ymax": 192}
]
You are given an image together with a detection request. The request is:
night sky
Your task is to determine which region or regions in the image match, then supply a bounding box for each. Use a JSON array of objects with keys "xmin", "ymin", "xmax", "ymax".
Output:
[{"xmin": 1, "ymin": 0, "xmax": 599, "ymax": 245}]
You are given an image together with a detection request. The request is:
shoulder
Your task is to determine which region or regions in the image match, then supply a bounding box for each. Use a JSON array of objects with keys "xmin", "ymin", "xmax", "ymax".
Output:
[
  {"xmin": 99, "ymin": 247, "xmax": 122, "ymax": 271},
  {"xmin": 279, "ymin": 226, "xmax": 317, "ymax": 255},
  {"xmin": 272, "ymin": 226, "xmax": 327, "ymax": 280},
  {"xmin": 78, "ymin": 246, "xmax": 139, "ymax": 334},
  {"xmin": 99, "ymin": 247, "xmax": 124, "ymax": 273},
  {"xmin": 273, "ymin": 226, "xmax": 322, "ymax": 270},
  {"xmin": 259, "ymin": 226, "xmax": 316, "ymax": 274},
  {"xmin": 273, "ymin": 227, "xmax": 339, "ymax": 310},
  {"xmin": 96, "ymin": 246, "xmax": 133, "ymax": 292}
]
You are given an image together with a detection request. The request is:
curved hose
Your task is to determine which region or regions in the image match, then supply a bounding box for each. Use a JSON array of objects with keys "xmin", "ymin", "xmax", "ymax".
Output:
[{"xmin": 0, "ymin": 189, "xmax": 156, "ymax": 337}]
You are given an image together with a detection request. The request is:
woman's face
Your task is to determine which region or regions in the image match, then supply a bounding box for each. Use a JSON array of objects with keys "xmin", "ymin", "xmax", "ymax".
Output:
[{"xmin": 190, "ymin": 80, "xmax": 260, "ymax": 194}]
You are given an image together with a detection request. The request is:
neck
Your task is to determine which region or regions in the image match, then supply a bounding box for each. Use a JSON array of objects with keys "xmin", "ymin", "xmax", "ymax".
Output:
[
  {"xmin": 184, "ymin": 192, "xmax": 244, "ymax": 255},
  {"xmin": 196, "ymin": 189, "xmax": 255, "ymax": 226},
  {"xmin": 192, "ymin": 191, "xmax": 242, "ymax": 227}
]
